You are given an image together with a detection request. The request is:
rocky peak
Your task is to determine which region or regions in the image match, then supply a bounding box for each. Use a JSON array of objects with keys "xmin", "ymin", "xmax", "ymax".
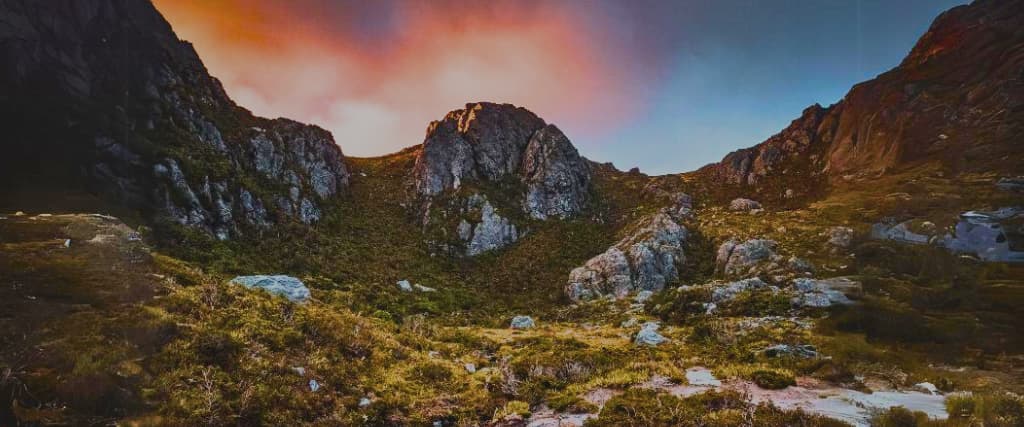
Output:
[
  {"xmin": 411, "ymin": 102, "xmax": 592, "ymax": 255},
  {"xmin": 701, "ymin": 0, "xmax": 1024, "ymax": 193},
  {"xmin": 412, "ymin": 102, "xmax": 547, "ymax": 196},
  {"xmin": 0, "ymin": 0, "xmax": 350, "ymax": 238}
]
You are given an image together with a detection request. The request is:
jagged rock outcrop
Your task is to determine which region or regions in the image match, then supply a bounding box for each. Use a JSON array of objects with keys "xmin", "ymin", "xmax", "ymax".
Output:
[
  {"xmin": 701, "ymin": 0, "xmax": 1024, "ymax": 190},
  {"xmin": 716, "ymin": 238, "xmax": 782, "ymax": 278},
  {"xmin": 567, "ymin": 213, "xmax": 688, "ymax": 301},
  {"xmin": 0, "ymin": 0, "xmax": 350, "ymax": 238},
  {"xmin": 411, "ymin": 103, "xmax": 591, "ymax": 255}
]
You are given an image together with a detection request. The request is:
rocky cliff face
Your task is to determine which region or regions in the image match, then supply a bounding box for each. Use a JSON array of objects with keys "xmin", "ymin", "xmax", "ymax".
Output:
[
  {"xmin": 411, "ymin": 102, "xmax": 592, "ymax": 255},
  {"xmin": 703, "ymin": 0, "xmax": 1024, "ymax": 191},
  {"xmin": 0, "ymin": 0, "xmax": 350, "ymax": 238}
]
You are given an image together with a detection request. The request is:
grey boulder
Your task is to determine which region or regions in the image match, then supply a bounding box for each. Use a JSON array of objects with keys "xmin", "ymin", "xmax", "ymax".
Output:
[{"xmin": 231, "ymin": 275, "xmax": 311, "ymax": 302}]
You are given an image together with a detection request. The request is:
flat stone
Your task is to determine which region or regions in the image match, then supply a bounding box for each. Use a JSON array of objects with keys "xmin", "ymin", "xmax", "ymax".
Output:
[{"xmin": 231, "ymin": 275, "xmax": 311, "ymax": 302}]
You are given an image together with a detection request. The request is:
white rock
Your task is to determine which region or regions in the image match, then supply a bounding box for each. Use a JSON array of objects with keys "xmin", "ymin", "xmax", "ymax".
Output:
[
  {"xmin": 914, "ymin": 382, "xmax": 940, "ymax": 395},
  {"xmin": 414, "ymin": 284, "xmax": 437, "ymax": 292},
  {"xmin": 634, "ymin": 322, "xmax": 667, "ymax": 346},
  {"xmin": 397, "ymin": 280, "xmax": 413, "ymax": 292}
]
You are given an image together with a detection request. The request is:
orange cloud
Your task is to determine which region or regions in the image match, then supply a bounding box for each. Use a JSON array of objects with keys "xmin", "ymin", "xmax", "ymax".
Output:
[{"xmin": 153, "ymin": 0, "xmax": 641, "ymax": 157}]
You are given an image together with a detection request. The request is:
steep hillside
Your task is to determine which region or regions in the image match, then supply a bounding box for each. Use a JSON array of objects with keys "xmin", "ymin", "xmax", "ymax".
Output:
[
  {"xmin": 0, "ymin": 0, "xmax": 350, "ymax": 238},
  {"xmin": 697, "ymin": 0, "xmax": 1024, "ymax": 204}
]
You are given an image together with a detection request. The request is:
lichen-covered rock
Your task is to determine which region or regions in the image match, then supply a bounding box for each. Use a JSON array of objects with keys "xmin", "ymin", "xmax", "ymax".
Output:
[
  {"xmin": 231, "ymin": 275, "xmax": 311, "ymax": 302},
  {"xmin": 510, "ymin": 316, "xmax": 535, "ymax": 329},
  {"xmin": 716, "ymin": 239, "xmax": 779, "ymax": 277},
  {"xmin": 729, "ymin": 198, "xmax": 762, "ymax": 211},
  {"xmin": 567, "ymin": 213, "xmax": 688, "ymax": 301}
]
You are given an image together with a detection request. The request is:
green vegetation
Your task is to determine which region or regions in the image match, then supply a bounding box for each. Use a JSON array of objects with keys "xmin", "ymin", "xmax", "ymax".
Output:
[{"xmin": 3, "ymin": 152, "xmax": 1024, "ymax": 426}]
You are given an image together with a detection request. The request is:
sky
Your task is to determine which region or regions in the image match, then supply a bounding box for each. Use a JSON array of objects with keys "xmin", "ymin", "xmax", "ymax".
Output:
[{"xmin": 153, "ymin": 0, "xmax": 966, "ymax": 175}]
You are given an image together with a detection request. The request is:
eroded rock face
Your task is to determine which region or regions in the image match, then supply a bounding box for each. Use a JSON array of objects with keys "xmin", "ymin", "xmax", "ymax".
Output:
[
  {"xmin": 0, "ymin": 0, "xmax": 349, "ymax": 238},
  {"xmin": 411, "ymin": 103, "xmax": 591, "ymax": 255},
  {"xmin": 567, "ymin": 213, "xmax": 688, "ymax": 301},
  {"xmin": 459, "ymin": 194, "xmax": 519, "ymax": 256}
]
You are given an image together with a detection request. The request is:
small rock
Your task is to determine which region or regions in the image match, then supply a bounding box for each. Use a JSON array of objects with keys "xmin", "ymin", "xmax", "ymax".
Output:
[
  {"xmin": 996, "ymin": 177, "xmax": 1024, "ymax": 192},
  {"xmin": 414, "ymin": 284, "xmax": 437, "ymax": 292},
  {"xmin": 397, "ymin": 280, "xmax": 413, "ymax": 292},
  {"xmin": 710, "ymin": 278, "xmax": 776, "ymax": 304},
  {"xmin": 308, "ymin": 379, "xmax": 321, "ymax": 392},
  {"xmin": 359, "ymin": 397, "xmax": 372, "ymax": 407},
  {"xmin": 63, "ymin": 239, "xmax": 71, "ymax": 248},
  {"xmin": 787, "ymin": 257, "xmax": 814, "ymax": 273},
  {"xmin": 827, "ymin": 226, "xmax": 854, "ymax": 248},
  {"xmin": 763, "ymin": 344, "xmax": 818, "ymax": 359},
  {"xmin": 14, "ymin": 211, "xmax": 25, "ymax": 216},
  {"xmin": 620, "ymin": 317, "xmax": 639, "ymax": 328},
  {"xmin": 464, "ymin": 363, "xmax": 477, "ymax": 373},
  {"xmin": 914, "ymin": 382, "xmax": 940, "ymax": 395},
  {"xmin": 634, "ymin": 322, "xmax": 667, "ymax": 346},
  {"xmin": 292, "ymin": 367, "xmax": 306, "ymax": 376},
  {"xmin": 729, "ymin": 198, "xmax": 762, "ymax": 211},
  {"xmin": 510, "ymin": 315, "xmax": 535, "ymax": 329},
  {"xmin": 634, "ymin": 290, "xmax": 654, "ymax": 303}
]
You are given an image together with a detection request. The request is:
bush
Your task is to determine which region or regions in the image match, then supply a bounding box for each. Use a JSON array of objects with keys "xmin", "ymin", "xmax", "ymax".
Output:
[
  {"xmin": 751, "ymin": 369, "xmax": 796, "ymax": 390},
  {"xmin": 868, "ymin": 406, "xmax": 932, "ymax": 427},
  {"xmin": 945, "ymin": 392, "xmax": 1024, "ymax": 426},
  {"xmin": 493, "ymin": 400, "xmax": 531, "ymax": 420}
]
